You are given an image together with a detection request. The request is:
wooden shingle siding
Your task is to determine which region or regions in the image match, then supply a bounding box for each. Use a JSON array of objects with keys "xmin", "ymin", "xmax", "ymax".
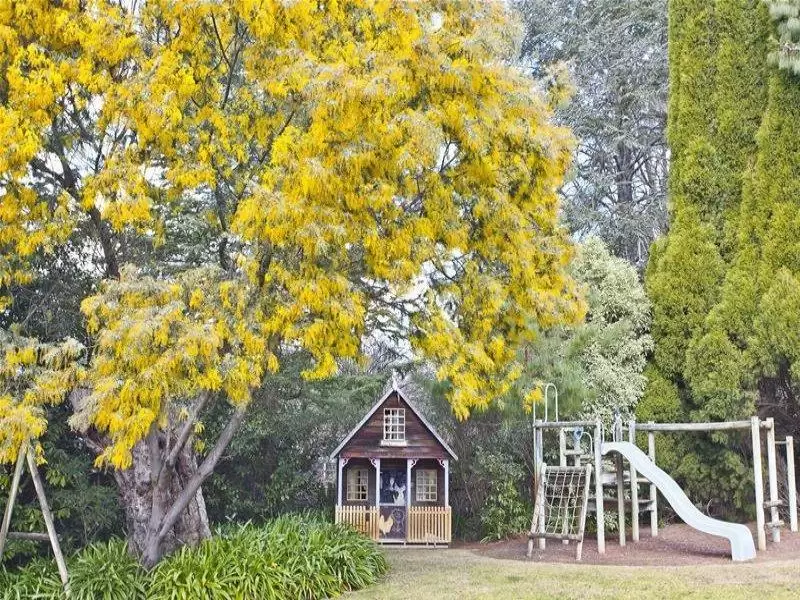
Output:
[{"xmin": 340, "ymin": 393, "xmax": 449, "ymax": 459}]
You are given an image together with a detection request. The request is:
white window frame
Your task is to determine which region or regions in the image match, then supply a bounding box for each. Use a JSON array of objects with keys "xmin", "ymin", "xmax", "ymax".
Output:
[
  {"xmin": 346, "ymin": 468, "xmax": 369, "ymax": 502},
  {"xmin": 382, "ymin": 408, "xmax": 406, "ymax": 444},
  {"xmin": 416, "ymin": 469, "xmax": 438, "ymax": 502}
]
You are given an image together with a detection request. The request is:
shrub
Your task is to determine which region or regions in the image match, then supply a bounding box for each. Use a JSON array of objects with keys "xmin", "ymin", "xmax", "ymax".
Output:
[
  {"xmin": 1, "ymin": 516, "xmax": 387, "ymax": 600},
  {"xmin": 0, "ymin": 557, "xmax": 63, "ymax": 600},
  {"xmin": 476, "ymin": 452, "xmax": 531, "ymax": 541},
  {"xmin": 68, "ymin": 539, "xmax": 147, "ymax": 600},
  {"xmin": 149, "ymin": 516, "xmax": 387, "ymax": 599}
]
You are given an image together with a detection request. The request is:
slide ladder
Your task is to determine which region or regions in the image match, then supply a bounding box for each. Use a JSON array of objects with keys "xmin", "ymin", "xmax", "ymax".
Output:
[{"xmin": 602, "ymin": 441, "xmax": 756, "ymax": 561}]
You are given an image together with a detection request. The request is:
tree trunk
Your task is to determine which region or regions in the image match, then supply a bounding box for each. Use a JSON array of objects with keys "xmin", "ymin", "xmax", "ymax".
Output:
[
  {"xmin": 71, "ymin": 389, "xmax": 246, "ymax": 568},
  {"xmin": 112, "ymin": 437, "xmax": 211, "ymax": 563}
]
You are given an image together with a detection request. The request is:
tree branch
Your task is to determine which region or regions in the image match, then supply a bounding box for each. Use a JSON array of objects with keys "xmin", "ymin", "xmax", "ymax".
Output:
[{"xmin": 156, "ymin": 405, "xmax": 247, "ymax": 542}]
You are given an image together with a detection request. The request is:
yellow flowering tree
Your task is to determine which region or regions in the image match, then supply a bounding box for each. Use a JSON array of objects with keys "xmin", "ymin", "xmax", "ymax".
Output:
[{"xmin": 0, "ymin": 0, "xmax": 579, "ymax": 566}]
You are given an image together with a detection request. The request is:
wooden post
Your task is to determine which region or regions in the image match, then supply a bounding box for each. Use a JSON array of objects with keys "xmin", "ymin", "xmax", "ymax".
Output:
[
  {"xmin": 336, "ymin": 457, "xmax": 345, "ymax": 508},
  {"xmin": 629, "ymin": 420, "xmax": 639, "ymax": 543},
  {"xmin": 648, "ymin": 427, "xmax": 658, "ymax": 537},
  {"xmin": 0, "ymin": 447, "xmax": 27, "ymax": 558},
  {"xmin": 406, "ymin": 459, "xmax": 412, "ymax": 514},
  {"xmin": 26, "ymin": 449, "xmax": 69, "ymax": 592},
  {"xmin": 593, "ymin": 420, "xmax": 605, "ymax": 554},
  {"xmin": 751, "ymin": 416, "xmax": 767, "ymax": 551},
  {"xmin": 527, "ymin": 462, "xmax": 548, "ymax": 558},
  {"xmin": 534, "ymin": 421, "xmax": 545, "ymax": 550},
  {"xmin": 786, "ymin": 436, "xmax": 797, "ymax": 533},
  {"xmin": 373, "ymin": 458, "xmax": 381, "ymax": 508},
  {"xmin": 766, "ymin": 418, "xmax": 780, "ymax": 543},
  {"xmin": 615, "ymin": 451, "xmax": 626, "ymax": 547},
  {"xmin": 559, "ymin": 428, "xmax": 569, "ymax": 545},
  {"xmin": 576, "ymin": 463, "xmax": 593, "ymax": 561},
  {"xmin": 538, "ymin": 463, "xmax": 546, "ymax": 550},
  {"xmin": 443, "ymin": 459, "xmax": 449, "ymax": 507}
]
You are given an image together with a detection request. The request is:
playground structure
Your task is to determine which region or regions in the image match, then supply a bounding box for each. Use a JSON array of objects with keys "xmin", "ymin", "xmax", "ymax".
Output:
[{"xmin": 527, "ymin": 402, "xmax": 799, "ymax": 562}]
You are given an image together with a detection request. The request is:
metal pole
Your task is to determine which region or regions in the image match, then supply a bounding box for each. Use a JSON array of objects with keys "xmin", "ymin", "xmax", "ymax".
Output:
[{"xmin": 751, "ymin": 416, "xmax": 767, "ymax": 551}]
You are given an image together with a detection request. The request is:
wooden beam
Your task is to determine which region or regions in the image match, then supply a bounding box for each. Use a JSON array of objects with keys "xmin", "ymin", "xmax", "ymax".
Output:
[
  {"xmin": 443, "ymin": 459, "xmax": 449, "ymax": 507},
  {"xmin": 752, "ymin": 416, "xmax": 767, "ymax": 551},
  {"xmin": 629, "ymin": 420, "xmax": 639, "ymax": 543},
  {"xmin": 648, "ymin": 428, "xmax": 658, "ymax": 538},
  {"xmin": 8, "ymin": 532, "xmax": 50, "ymax": 542},
  {"xmin": 637, "ymin": 421, "xmax": 752, "ymax": 432},
  {"xmin": 533, "ymin": 420, "xmax": 596, "ymax": 430},
  {"xmin": 766, "ymin": 418, "xmax": 781, "ymax": 543},
  {"xmin": 0, "ymin": 446, "xmax": 27, "ymax": 559},
  {"xmin": 337, "ymin": 458, "xmax": 344, "ymax": 508},
  {"xmin": 373, "ymin": 458, "xmax": 381, "ymax": 508},
  {"xmin": 26, "ymin": 449, "xmax": 69, "ymax": 592},
  {"xmin": 787, "ymin": 436, "xmax": 798, "ymax": 533},
  {"xmin": 593, "ymin": 420, "xmax": 605, "ymax": 554}
]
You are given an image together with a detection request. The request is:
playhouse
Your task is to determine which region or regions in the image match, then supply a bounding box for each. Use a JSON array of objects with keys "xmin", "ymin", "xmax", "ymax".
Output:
[{"xmin": 330, "ymin": 384, "xmax": 457, "ymax": 545}]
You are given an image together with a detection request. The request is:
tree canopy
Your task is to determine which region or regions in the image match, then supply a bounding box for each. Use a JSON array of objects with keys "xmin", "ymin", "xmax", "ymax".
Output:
[{"xmin": 0, "ymin": 0, "xmax": 581, "ymax": 565}]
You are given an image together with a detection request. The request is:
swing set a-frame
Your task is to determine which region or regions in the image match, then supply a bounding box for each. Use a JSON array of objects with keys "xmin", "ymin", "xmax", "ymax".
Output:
[{"xmin": 0, "ymin": 442, "xmax": 69, "ymax": 594}]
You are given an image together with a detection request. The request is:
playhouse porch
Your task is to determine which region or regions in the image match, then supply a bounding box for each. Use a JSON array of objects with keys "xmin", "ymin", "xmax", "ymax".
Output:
[{"xmin": 334, "ymin": 456, "xmax": 453, "ymax": 545}]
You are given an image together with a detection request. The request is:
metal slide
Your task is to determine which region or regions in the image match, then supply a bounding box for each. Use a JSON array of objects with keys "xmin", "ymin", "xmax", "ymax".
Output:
[{"xmin": 602, "ymin": 441, "xmax": 757, "ymax": 561}]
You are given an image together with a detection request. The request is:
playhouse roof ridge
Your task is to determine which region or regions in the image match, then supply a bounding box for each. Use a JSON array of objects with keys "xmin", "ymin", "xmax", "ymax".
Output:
[{"xmin": 329, "ymin": 376, "xmax": 458, "ymax": 461}]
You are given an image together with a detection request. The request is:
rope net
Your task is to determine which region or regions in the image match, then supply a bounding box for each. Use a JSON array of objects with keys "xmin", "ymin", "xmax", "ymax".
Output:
[{"xmin": 528, "ymin": 464, "xmax": 592, "ymax": 560}]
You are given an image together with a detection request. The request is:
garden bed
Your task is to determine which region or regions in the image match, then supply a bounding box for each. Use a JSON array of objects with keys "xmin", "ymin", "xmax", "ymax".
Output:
[{"xmin": 0, "ymin": 515, "xmax": 387, "ymax": 600}]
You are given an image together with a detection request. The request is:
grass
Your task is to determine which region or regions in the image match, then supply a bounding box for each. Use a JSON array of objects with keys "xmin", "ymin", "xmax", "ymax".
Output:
[{"xmin": 345, "ymin": 549, "xmax": 800, "ymax": 599}]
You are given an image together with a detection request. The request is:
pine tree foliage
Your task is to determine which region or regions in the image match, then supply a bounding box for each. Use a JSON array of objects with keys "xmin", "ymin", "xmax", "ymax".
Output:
[{"xmin": 514, "ymin": 0, "xmax": 669, "ymax": 267}]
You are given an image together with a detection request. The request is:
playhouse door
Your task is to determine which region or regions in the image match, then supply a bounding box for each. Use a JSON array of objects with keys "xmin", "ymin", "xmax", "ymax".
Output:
[{"xmin": 378, "ymin": 467, "xmax": 407, "ymax": 540}]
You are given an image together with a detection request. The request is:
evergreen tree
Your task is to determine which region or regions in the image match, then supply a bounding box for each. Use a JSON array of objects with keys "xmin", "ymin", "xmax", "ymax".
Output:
[{"xmin": 644, "ymin": 0, "xmax": 781, "ymax": 513}]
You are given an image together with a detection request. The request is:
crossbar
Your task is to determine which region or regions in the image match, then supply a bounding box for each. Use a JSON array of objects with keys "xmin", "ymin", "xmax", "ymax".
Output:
[
  {"xmin": 528, "ymin": 532, "xmax": 583, "ymax": 542},
  {"xmin": 637, "ymin": 421, "xmax": 752, "ymax": 432},
  {"xmin": 8, "ymin": 532, "xmax": 51, "ymax": 542},
  {"xmin": 533, "ymin": 420, "xmax": 596, "ymax": 430}
]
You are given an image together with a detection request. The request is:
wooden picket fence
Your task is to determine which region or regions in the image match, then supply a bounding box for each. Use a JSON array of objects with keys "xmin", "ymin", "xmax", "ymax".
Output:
[
  {"xmin": 407, "ymin": 506, "xmax": 451, "ymax": 544},
  {"xmin": 335, "ymin": 505, "xmax": 451, "ymax": 544},
  {"xmin": 335, "ymin": 505, "xmax": 379, "ymax": 540}
]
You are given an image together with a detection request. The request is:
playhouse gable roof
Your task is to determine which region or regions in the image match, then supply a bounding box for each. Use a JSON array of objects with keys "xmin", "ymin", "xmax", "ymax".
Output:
[{"xmin": 329, "ymin": 384, "xmax": 458, "ymax": 460}]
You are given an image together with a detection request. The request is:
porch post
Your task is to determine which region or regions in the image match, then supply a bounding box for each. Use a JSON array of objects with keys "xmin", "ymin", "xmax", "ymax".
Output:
[
  {"xmin": 373, "ymin": 458, "xmax": 381, "ymax": 507},
  {"xmin": 337, "ymin": 457, "xmax": 345, "ymax": 507},
  {"xmin": 443, "ymin": 459, "xmax": 450, "ymax": 506},
  {"xmin": 406, "ymin": 459, "xmax": 412, "ymax": 511}
]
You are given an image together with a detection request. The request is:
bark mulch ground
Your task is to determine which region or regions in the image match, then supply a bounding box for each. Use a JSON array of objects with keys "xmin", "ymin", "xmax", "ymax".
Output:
[{"xmin": 458, "ymin": 523, "xmax": 800, "ymax": 566}]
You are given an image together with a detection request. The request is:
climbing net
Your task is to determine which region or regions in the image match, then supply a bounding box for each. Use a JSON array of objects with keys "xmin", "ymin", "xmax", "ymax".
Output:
[{"xmin": 527, "ymin": 464, "xmax": 592, "ymax": 560}]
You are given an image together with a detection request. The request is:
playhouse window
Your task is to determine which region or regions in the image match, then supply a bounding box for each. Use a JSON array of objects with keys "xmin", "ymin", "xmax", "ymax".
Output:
[
  {"xmin": 383, "ymin": 408, "xmax": 405, "ymax": 442},
  {"xmin": 416, "ymin": 469, "xmax": 438, "ymax": 502},
  {"xmin": 346, "ymin": 468, "xmax": 369, "ymax": 502}
]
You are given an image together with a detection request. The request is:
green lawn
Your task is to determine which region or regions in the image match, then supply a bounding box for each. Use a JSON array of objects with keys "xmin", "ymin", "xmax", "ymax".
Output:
[{"xmin": 346, "ymin": 548, "xmax": 800, "ymax": 599}]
